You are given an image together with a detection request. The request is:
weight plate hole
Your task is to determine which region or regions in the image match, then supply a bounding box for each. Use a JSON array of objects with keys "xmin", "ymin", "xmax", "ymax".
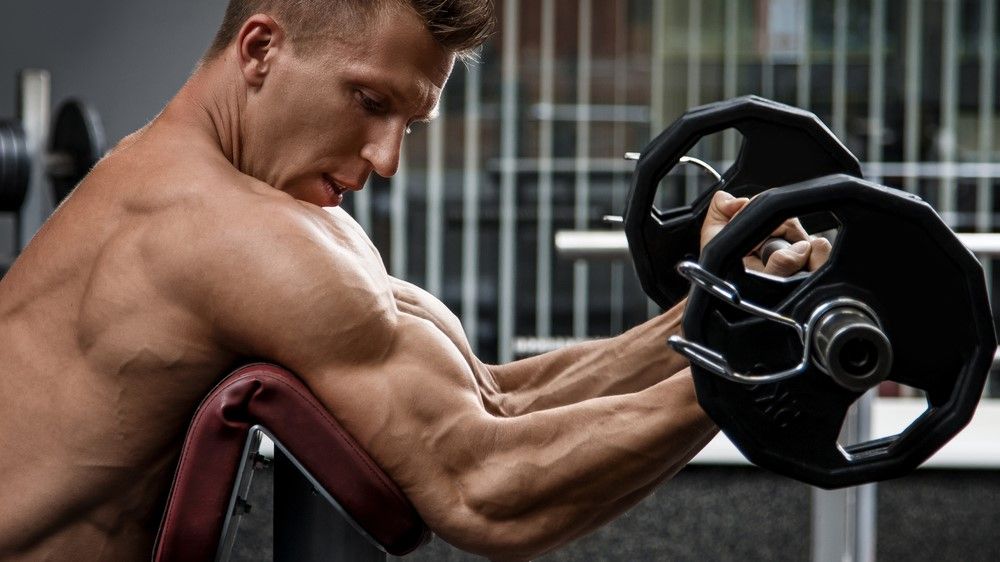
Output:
[
  {"xmin": 837, "ymin": 382, "xmax": 928, "ymax": 461},
  {"xmin": 653, "ymin": 129, "xmax": 737, "ymax": 214}
]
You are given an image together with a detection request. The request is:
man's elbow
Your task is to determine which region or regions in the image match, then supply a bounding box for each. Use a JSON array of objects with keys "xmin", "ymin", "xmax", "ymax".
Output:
[
  {"xmin": 435, "ymin": 508, "xmax": 562, "ymax": 562},
  {"xmin": 428, "ymin": 480, "xmax": 568, "ymax": 561}
]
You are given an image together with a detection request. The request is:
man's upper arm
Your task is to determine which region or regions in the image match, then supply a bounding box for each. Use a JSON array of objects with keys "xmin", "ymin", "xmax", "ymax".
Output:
[
  {"xmin": 164, "ymin": 206, "xmax": 502, "ymax": 512},
  {"xmin": 163, "ymin": 202, "xmax": 487, "ymax": 445}
]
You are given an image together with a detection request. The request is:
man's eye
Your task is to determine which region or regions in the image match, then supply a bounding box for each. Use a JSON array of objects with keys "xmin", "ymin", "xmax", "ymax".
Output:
[{"xmin": 356, "ymin": 91, "xmax": 385, "ymax": 114}]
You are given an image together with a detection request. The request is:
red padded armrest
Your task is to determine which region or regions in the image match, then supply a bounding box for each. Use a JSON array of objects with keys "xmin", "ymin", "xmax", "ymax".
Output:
[{"xmin": 154, "ymin": 363, "xmax": 430, "ymax": 560}]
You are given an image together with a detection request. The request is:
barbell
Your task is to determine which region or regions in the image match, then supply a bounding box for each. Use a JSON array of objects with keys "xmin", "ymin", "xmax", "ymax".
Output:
[{"xmin": 623, "ymin": 97, "xmax": 997, "ymax": 488}]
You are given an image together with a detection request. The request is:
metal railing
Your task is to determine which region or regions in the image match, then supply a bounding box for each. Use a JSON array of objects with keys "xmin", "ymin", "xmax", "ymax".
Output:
[{"xmin": 343, "ymin": 0, "xmax": 1000, "ymax": 367}]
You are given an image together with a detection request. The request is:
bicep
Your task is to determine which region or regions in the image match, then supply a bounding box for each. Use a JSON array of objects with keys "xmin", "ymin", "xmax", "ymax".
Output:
[{"xmin": 298, "ymin": 306, "xmax": 498, "ymax": 511}]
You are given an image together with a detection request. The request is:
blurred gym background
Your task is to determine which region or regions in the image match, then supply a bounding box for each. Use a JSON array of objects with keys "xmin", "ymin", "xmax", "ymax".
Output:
[{"xmin": 2, "ymin": 0, "xmax": 999, "ymax": 560}]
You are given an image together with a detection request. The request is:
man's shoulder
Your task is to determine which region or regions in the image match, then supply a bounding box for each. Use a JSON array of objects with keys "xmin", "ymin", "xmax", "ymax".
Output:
[
  {"xmin": 141, "ymin": 166, "xmax": 330, "ymax": 252},
  {"xmin": 175, "ymin": 197, "xmax": 396, "ymax": 358},
  {"xmin": 163, "ymin": 198, "xmax": 373, "ymax": 282}
]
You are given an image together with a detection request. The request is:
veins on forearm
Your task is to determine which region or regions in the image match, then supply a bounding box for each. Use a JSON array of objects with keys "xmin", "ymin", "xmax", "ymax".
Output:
[
  {"xmin": 489, "ymin": 300, "xmax": 689, "ymax": 415},
  {"xmin": 433, "ymin": 372, "xmax": 715, "ymax": 559}
]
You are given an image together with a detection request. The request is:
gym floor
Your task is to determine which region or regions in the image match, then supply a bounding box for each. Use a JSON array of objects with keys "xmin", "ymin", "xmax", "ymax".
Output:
[{"xmin": 228, "ymin": 463, "xmax": 1000, "ymax": 561}]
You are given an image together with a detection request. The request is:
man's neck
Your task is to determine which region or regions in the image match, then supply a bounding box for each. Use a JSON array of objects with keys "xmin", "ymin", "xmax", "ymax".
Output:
[{"xmin": 158, "ymin": 54, "xmax": 246, "ymax": 172}]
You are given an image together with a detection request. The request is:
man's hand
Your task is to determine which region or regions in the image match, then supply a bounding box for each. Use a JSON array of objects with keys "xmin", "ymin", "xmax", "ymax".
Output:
[
  {"xmin": 699, "ymin": 190, "xmax": 832, "ymax": 277},
  {"xmin": 699, "ymin": 190, "xmax": 750, "ymax": 251}
]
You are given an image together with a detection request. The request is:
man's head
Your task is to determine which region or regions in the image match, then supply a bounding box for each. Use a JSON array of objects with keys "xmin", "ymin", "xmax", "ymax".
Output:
[
  {"xmin": 203, "ymin": 0, "xmax": 494, "ymax": 207},
  {"xmin": 207, "ymin": 0, "xmax": 494, "ymax": 63}
]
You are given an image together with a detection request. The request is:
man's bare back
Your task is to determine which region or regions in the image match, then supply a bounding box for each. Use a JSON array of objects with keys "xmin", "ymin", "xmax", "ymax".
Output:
[
  {"xmin": 0, "ymin": 2, "xmax": 827, "ymax": 560},
  {"xmin": 0, "ymin": 115, "xmax": 285, "ymax": 556}
]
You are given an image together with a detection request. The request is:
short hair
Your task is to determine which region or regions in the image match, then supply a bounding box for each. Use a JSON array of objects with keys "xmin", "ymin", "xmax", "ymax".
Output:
[{"xmin": 206, "ymin": 0, "xmax": 495, "ymax": 62}]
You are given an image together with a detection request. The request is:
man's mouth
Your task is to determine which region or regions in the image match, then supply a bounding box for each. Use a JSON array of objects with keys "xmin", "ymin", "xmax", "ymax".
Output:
[
  {"xmin": 322, "ymin": 174, "xmax": 350, "ymax": 193},
  {"xmin": 322, "ymin": 174, "xmax": 350, "ymax": 206}
]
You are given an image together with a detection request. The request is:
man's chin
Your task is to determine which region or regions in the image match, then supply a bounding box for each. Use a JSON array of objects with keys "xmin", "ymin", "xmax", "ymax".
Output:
[
  {"xmin": 303, "ymin": 194, "xmax": 343, "ymax": 208},
  {"xmin": 278, "ymin": 185, "xmax": 342, "ymax": 208}
]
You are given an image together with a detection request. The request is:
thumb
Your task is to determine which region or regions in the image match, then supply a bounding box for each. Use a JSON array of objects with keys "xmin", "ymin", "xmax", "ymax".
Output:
[{"xmin": 700, "ymin": 191, "xmax": 749, "ymax": 251}]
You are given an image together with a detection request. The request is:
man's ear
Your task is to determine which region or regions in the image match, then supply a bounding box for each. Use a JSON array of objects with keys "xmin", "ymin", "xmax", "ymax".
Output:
[{"xmin": 236, "ymin": 14, "xmax": 286, "ymax": 89}]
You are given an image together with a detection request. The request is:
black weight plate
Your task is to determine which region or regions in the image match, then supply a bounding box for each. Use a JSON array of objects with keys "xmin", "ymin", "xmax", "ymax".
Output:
[
  {"xmin": 624, "ymin": 96, "xmax": 862, "ymax": 309},
  {"xmin": 50, "ymin": 99, "xmax": 106, "ymax": 203},
  {"xmin": 0, "ymin": 119, "xmax": 31, "ymax": 212},
  {"xmin": 685, "ymin": 174, "xmax": 996, "ymax": 488}
]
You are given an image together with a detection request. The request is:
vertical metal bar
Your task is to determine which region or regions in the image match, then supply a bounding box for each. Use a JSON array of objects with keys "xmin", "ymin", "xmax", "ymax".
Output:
[
  {"xmin": 390, "ymin": 147, "xmax": 408, "ymax": 278},
  {"xmin": 536, "ymin": 0, "xmax": 556, "ymax": 337},
  {"xmin": 977, "ymin": 0, "xmax": 996, "ymax": 317},
  {"xmin": 426, "ymin": 98, "xmax": 445, "ymax": 297},
  {"xmin": 797, "ymin": 0, "xmax": 812, "ymax": 109},
  {"xmin": 867, "ymin": 0, "xmax": 887, "ymax": 182},
  {"xmin": 977, "ymin": 0, "xmax": 997, "ymax": 233},
  {"xmin": 723, "ymin": 0, "xmax": 739, "ymax": 161},
  {"xmin": 811, "ymin": 392, "xmax": 877, "ymax": 562},
  {"xmin": 498, "ymin": 0, "xmax": 520, "ymax": 362},
  {"xmin": 647, "ymin": 0, "xmax": 667, "ymax": 320},
  {"xmin": 611, "ymin": 260, "xmax": 624, "ymax": 333},
  {"xmin": 854, "ymin": 391, "xmax": 877, "ymax": 562},
  {"xmin": 940, "ymin": 0, "xmax": 959, "ymax": 226},
  {"xmin": 17, "ymin": 69, "xmax": 51, "ymax": 249},
  {"xmin": 611, "ymin": 0, "xmax": 628, "ymax": 334},
  {"xmin": 354, "ymin": 179, "xmax": 372, "ymax": 233},
  {"xmin": 811, "ymin": 487, "xmax": 845, "ymax": 562},
  {"xmin": 462, "ymin": 64, "xmax": 483, "ymax": 349},
  {"xmin": 686, "ymin": 0, "xmax": 701, "ymax": 109},
  {"xmin": 831, "ymin": 0, "xmax": 848, "ymax": 138},
  {"xmin": 574, "ymin": 0, "xmax": 594, "ymax": 339},
  {"xmin": 685, "ymin": 0, "xmax": 702, "ymax": 203},
  {"xmin": 760, "ymin": 0, "xmax": 774, "ymax": 100},
  {"xmin": 650, "ymin": 0, "xmax": 666, "ymax": 130},
  {"xmin": 903, "ymin": 0, "xmax": 923, "ymax": 194}
]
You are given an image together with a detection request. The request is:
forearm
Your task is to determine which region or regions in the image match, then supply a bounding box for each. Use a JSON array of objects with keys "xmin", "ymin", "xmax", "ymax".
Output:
[
  {"xmin": 490, "ymin": 300, "xmax": 689, "ymax": 415},
  {"xmin": 526, "ymin": 416, "xmax": 718, "ymax": 560},
  {"xmin": 424, "ymin": 370, "xmax": 716, "ymax": 560}
]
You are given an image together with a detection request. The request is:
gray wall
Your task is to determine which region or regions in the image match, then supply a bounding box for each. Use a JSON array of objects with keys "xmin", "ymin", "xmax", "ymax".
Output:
[
  {"xmin": 0, "ymin": 1, "xmax": 227, "ymax": 246},
  {"xmin": 0, "ymin": 0, "xmax": 226, "ymax": 144}
]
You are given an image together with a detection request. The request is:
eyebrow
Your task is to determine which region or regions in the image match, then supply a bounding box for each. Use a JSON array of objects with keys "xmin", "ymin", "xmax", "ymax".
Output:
[{"xmin": 373, "ymin": 75, "xmax": 440, "ymax": 124}]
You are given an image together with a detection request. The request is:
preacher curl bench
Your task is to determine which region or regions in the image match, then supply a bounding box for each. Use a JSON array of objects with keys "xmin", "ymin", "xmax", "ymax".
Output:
[{"xmin": 153, "ymin": 364, "xmax": 430, "ymax": 561}]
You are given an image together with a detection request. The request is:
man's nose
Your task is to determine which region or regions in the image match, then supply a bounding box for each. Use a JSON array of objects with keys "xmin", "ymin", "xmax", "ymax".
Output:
[{"xmin": 361, "ymin": 128, "xmax": 404, "ymax": 178}]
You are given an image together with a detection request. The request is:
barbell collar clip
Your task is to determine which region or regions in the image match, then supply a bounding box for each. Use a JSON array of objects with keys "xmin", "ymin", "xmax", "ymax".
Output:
[
  {"xmin": 669, "ymin": 334, "xmax": 808, "ymax": 385},
  {"xmin": 678, "ymin": 156, "xmax": 723, "ymax": 182},
  {"xmin": 676, "ymin": 260, "xmax": 804, "ymax": 338}
]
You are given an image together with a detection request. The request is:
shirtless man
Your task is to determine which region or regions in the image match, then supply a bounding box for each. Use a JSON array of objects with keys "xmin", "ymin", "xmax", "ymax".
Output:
[{"xmin": 0, "ymin": 1, "xmax": 825, "ymax": 559}]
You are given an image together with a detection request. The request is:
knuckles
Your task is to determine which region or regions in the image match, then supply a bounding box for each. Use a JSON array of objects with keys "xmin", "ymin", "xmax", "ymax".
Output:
[{"xmin": 765, "ymin": 248, "xmax": 808, "ymax": 276}]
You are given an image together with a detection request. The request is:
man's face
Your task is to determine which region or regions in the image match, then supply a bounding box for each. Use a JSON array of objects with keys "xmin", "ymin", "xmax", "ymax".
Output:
[{"xmin": 244, "ymin": 4, "xmax": 455, "ymax": 207}]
